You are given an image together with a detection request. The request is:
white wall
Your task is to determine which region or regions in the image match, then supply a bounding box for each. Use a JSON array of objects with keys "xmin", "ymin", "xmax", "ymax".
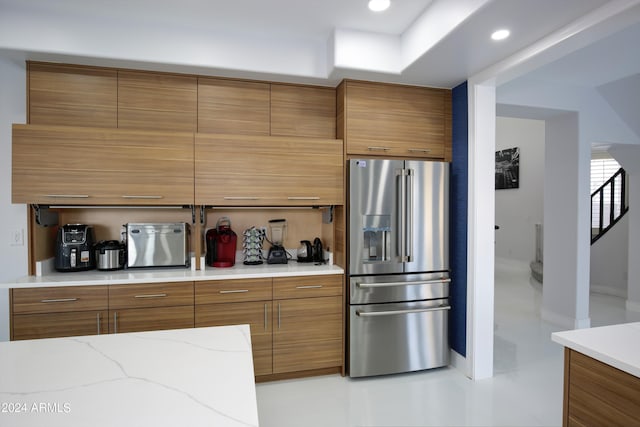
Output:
[
  {"xmin": 495, "ymin": 117, "xmax": 545, "ymax": 264},
  {"xmin": 590, "ymin": 214, "xmax": 628, "ymax": 297},
  {"xmin": 0, "ymin": 54, "xmax": 28, "ymax": 341}
]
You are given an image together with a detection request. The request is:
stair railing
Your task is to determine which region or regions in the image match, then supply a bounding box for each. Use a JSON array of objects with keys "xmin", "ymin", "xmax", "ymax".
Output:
[{"xmin": 591, "ymin": 167, "xmax": 628, "ymax": 244}]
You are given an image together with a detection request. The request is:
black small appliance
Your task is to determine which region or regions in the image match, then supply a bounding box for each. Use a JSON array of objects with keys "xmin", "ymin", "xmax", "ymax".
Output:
[
  {"xmin": 55, "ymin": 224, "xmax": 96, "ymax": 272},
  {"xmin": 267, "ymin": 245, "xmax": 288, "ymax": 264},
  {"xmin": 313, "ymin": 237, "xmax": 324, "ymax": 264},
  {"xmin": 297, "ymin": 240, "xmax": 313, "ymax": 263}
]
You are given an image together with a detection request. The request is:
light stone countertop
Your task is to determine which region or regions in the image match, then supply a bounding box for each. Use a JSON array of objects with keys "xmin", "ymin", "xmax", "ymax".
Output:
[
  {"xmin": 0, "ymin": 325, "xmax": 259, "ymax": 427},
  {"xmin": 1, "ymin": 261, "xmax": 344, "ymax": 289},
  {"xmin": 551, "ymin": 321, "xmax": 640, "ymax": 378}
]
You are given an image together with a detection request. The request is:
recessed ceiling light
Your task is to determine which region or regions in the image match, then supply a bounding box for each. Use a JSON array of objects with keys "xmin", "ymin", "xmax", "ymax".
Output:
[
  {"xmin": 368, "ymin": 0, "xmax": 390, "ymax": 12},
  {"xmin": 491, "ymin": 29, "xmax": 510, "ymax": 41}
]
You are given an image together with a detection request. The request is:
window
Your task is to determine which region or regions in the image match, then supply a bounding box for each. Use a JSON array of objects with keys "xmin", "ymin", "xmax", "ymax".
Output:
[{"xmin": 591, "ymin": 156, "xmax": 622, "ymax": 229}]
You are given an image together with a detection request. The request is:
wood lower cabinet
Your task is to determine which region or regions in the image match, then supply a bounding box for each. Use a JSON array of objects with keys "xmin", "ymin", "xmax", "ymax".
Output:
[
  {"xmin": 109, "ymin": 282, "xmax": 195, "ymax": 334},
  {"xmin": 12, "ymin": 310, "xmax": 109, "ymax": 340},
  {"xmin": 12, "ymin": 124, "xmax": 194, "ymax": 205},
  {"xmin": 563, "ymin": 348, "xmax": 640, "ymax": 426},
  {"xmin": 11, "ymin": 285, "xmax": 109, "ymax": 340},
  {"xmin": 195, "ymin": 133, "xmax": 343, "ymax": 206},
  {"xmin": 196, "ymin": 301, "xmax": 273, "ymax": 376},
  {"xmin": 339, "ymin": 80, "xmax": 450, "ymax": 159},
  {"xmin": 272, "ymin": 275, "xmax": 343, "ymax": 374},
  {"xmin": 273, "ymin": 295, "xmax": 342, "ymax": 374}
]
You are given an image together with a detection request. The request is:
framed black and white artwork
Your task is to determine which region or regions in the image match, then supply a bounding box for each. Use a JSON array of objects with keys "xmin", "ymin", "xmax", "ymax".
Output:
[{"xmin": 495, "ymin": 147, "xmax": 520, "ymax": 190}]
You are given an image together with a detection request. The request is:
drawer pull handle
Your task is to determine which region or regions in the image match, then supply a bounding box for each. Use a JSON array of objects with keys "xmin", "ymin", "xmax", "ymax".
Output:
[
  {"xmin": 295, "ymin": 285, "xmax": 323, "ymax": 289},
  {"xmin": 219, "ymin": 290, "xmax": 249, "ymax": 294},
  {"xmin": 134, "ymin": 293, "xmax": 168, "ymax": 298},
  {"xmin": 287, "ymin": 196, "xmax": 320, "ymax": 200},
  {"xmin": 44, "ymin": 194, "xmax": 89, "ymax": 199},
  {"xmin": 356, "ymin": 305, "xmax": 451, "ymax": 317},
  {"xmin": 407, "ymin": 148, "xmax": 432, "ymax": 153},
  {"xmin": 367, "ymin": 146, "xmax": 391, "ymax": 152},
  {"xmin": 41, "ymin": 298, "xmax": 78, "ymax": 303},
  {"xmin": 122, "ymin": 195, "xmax": 164, "ymax": 199},
  {"xmin": 223, "ymin": 196, "xmax": 260, "ymax": 200}
]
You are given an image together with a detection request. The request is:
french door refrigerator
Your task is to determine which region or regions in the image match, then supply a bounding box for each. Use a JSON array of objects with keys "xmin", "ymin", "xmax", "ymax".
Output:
[{"xmin": 348, "ymin": 158, "xmax": 450, "ymax": 377}]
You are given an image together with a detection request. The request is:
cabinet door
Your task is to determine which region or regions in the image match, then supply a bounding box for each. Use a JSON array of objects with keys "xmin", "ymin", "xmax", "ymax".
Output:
[
  {"xmin": 110, "ymin": 306, "xmax": 194, "ymax": 334},
  {"xmin": 195, "ymin": 301, "xmax": 273, "ymax": 376},
  {"xmin": 344, "ymin": 81, "xmax": 448, "ymax": 159},
  {"xmin": 118, "ymin": 70, "xmax": 197, "ymax": 132},
  {"xmin": 12, "ymin": 124, "xmax": 194, "ymax": 205},
  {"xmin": 12, "ymin": 310, "xmax": 109, "ymax": 340},
  {"xmin": 198, "ymin": 78, "xmax": 270, "ymax": 135},
  {"xmin": 273, "ymin": 295, "xmax": 342, "ymax": 374},
  {"xmin": 195, "ymin": 133, "xmax": 343, "ymax": 206},
  {"xmin": 270, "ymin": 84, "xmax": 336, "ymax": 138},
  {"xmin": 28, "ymin": 62, "xmax": 117, "ymax": 128}
]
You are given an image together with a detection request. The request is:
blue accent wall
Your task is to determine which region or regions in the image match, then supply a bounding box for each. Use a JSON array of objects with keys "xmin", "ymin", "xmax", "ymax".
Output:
[{"xmin": 450, "ymin": 82, "xmax": 468, "ymax": 356}]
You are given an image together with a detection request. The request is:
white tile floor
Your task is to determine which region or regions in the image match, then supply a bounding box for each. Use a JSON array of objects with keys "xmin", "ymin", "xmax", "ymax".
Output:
[{"xmin": 256, "ymin": 259, "xmax": 639, "ymax": 427}]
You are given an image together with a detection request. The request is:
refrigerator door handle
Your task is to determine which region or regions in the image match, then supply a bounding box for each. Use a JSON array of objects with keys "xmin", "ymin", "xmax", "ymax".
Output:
[
  {"xmin": 396, "ymin": 170, "xmax": 406, "ymax": 260},
  {"xmin": 405, "ymin": 169, "xmax": 413, "ymax": 262}
]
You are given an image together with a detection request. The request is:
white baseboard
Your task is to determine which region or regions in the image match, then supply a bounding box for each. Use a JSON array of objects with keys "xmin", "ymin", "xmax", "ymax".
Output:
[
  {"xmin": 450, "ymin": 349, "xmax": 468, "ymax": 377},
  {"xmin": 590, "ymin": 284, "xmax": 627, "ymax": 298},
  {"xmin": 626, "ymin": 299, "xmax": 640, "ymax": 313},
  {"xmin": 541, "ymin": 308, "xmax": 591, "ymax": 329}
]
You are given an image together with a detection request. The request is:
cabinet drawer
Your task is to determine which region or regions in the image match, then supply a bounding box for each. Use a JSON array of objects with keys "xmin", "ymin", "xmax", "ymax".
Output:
[
  {"xmin": 12, "ymin": 286, "xmax": 108, "ymax": 314},
  {"xmin": 195, "ymin": 279, "xmax": 272, "ymax": 304},
  {"xmin": 109, "ymin": 282, "xmax": 194, "ymax": 309},
  {"xmin": 12, "ymin": 310, "xmax": 109, "ymax": 340},
  {"xmin": 273, "ymin": 275, "xmax": 342, "ymax": 300}
]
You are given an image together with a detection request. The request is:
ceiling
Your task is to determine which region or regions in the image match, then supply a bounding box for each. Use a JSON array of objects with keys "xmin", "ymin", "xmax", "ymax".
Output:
[{"xmin": 2, "ymin": 0, "xmax": 635, "ymax": 89}]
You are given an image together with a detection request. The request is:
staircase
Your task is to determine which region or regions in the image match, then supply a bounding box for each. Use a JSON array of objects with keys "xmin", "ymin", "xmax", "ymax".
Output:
[{"xmin": 591, "ymin": 167, "xmax": 628, "ymax": 244}]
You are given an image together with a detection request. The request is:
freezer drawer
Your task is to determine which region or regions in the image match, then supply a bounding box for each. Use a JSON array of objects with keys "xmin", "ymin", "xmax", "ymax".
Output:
[
  {"xmin": 350, "ymin": 272, "xmax": 449, "ymax": 305},
  {"xmin": 349, "ymin": 299, "xmax": 450, "ymax": 377}
]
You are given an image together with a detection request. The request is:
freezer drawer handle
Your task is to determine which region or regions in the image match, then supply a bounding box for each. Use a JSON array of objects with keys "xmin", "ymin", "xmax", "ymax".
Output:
[
  {"xmin": 356, "ymin": 278, "xmax": 451, "ymax": 288},
  {"xmin": 134, "ymin": 293, "xmax": 168, "ymax": 298},
  {"xmin": 41, "ymin": 298, "xmax": 78, "ymax": 303},
  {"xmin": 356, "ymin": 305, "xmax": 451, "ymax": 317},
  {"xmin": 219, "ymin": 289, "xmax": 249, "ymax": 294},
  {"xmin": 295, "ymin": 285, "xmax": 323, "ymax": 289}
]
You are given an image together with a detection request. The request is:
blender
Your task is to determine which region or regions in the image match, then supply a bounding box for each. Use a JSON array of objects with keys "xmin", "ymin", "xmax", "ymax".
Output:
[{"xmin": 267, "ymin": 218, "xmax": 288, "ymax": 264}]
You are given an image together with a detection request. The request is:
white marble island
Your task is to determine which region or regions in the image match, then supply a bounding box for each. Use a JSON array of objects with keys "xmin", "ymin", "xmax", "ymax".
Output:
[{"xmin": 0, "ymin": 325, "xmax": 259, "ymax": 427}]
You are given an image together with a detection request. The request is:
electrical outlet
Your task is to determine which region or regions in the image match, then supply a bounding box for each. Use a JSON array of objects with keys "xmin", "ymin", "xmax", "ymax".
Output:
[{"xmin": 10, "ymin": 228, "xmax": 24, "ymax": 246}]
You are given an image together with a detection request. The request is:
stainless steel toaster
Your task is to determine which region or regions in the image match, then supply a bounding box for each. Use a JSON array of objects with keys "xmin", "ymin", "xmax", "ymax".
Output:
[{"xmin": 126, "ymin": 223, "xmax": 190, "ymax": 268}]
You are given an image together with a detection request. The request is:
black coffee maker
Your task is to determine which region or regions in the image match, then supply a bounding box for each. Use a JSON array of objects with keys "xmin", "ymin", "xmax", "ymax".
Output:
[{"xmin": 55, "ymin": 224, "xmax": 97, "ymax": 272}]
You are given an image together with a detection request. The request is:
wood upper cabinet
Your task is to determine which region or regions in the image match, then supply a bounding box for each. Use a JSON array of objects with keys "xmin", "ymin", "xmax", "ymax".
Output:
[
  {"xmin": 118, "ymin": 70, "xmax": 197, "ymax": 132},
  {"xmin": 340, "ymin": 80, "xmax": 451, "ymax": 159},
  {"xmin": 195, "ymin": 133, "xmax": 343, "ymax": 206},
  {"xmin": 11, "ymin": 285, "xmax": 109, "ymax": 340},
  {"xmin": 198, "ymin": 78, "xmax": 270, "ymax": 135},
  {"xmin": 12, "ymin": 124, "xmax": 195, "ymax": 205},
  {"xmin": 270, "ymin": 84, "xmax": 336, "ymax": 138},
  {"xmin": 28, "ymin": 62, "xmax": 118, "ymax": 128}
]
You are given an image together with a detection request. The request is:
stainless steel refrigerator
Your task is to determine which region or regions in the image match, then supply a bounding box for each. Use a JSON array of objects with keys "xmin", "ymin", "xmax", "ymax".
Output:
[{"xmin": 348, "ymin": 158, "xmax": 450, "ymax": 377}]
